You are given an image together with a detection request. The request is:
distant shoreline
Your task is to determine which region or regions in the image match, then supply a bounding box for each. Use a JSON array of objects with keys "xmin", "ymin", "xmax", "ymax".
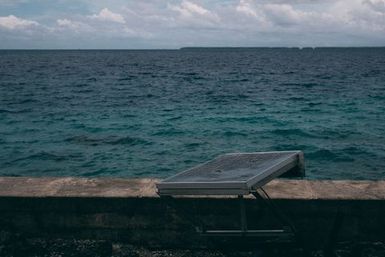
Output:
[{"xmin": 0, "ymin": 46, "xmax": 385, "ymax": 51}]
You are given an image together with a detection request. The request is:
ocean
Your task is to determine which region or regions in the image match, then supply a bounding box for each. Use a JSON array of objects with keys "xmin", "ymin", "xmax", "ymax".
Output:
[{"xmin": 0, "ymin": 48, "xmax": 384, "ymax": 179}]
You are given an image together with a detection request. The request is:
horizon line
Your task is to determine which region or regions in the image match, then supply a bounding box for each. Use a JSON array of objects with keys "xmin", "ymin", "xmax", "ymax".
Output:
[{"xmin": 0, "ymin": 46, "xmax": 385, "ymax": 51}]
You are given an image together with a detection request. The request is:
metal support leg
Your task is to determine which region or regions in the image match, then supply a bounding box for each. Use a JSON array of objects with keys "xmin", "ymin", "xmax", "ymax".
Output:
[
  {"xmin": 162, "ymin": 189, "xmax": 297, "ymax": 241},
  {"xmin": 202, "ymin": 191, "xmax": 295, "ymax": 239},
  {"xmin": 252, "ymin": 189, "xmax": 296, "ymax": 235},
  {"xmin": 253, "ymin": 188, "xmax": 309, "ymax": 254},
  {"xmin": 239, "ymin": 195, "xmax": 248, "ymax": 234}
]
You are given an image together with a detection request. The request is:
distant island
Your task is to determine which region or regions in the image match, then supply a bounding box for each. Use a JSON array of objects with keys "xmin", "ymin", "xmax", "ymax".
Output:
[{"xmin": 179, "ymin": 46, "xmax": 385, "ymax": 50}]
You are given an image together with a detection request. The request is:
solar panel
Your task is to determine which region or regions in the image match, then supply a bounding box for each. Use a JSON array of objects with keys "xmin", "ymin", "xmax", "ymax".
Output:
[{"xmin": 156, "ymin": 151, "xmax": 304, "ymax": 195}]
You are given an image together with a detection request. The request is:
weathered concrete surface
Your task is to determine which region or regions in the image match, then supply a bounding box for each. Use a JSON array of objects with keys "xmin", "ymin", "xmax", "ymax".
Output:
[
  {"xmin": 1, "ymin": 177, "xmax": 385, "ymax": 253},
  {"xmin": 0, "ymin": 177, "xmax": 158, "ymax": 198},
  {"xmin": 1, "ymin": 177, "xmax": 385, "ymax": 200}
]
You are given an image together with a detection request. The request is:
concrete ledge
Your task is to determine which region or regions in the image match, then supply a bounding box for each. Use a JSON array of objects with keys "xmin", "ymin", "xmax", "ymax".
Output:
[
  {"xmin": 1, "ymin": 177, "xmax": 385, "ymax": 200},
  {"xmin": 0, "ymin": 177, "xmax": 158, "ymax": 198},
  {"xmin": 1, "ymin": 177, "xmax": 385, "ymax": 250}
]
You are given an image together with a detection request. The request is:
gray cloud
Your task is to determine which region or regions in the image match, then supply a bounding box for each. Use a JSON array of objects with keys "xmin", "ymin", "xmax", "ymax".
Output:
[{"xmin": 363, "ymin": 0, "xmax": 385, "ymax": 12}]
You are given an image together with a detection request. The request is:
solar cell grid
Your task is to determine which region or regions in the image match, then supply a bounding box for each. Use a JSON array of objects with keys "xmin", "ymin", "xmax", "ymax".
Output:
[{"xmin": 157, "ymin": 151, "xmax": 304, "ymax": 195}]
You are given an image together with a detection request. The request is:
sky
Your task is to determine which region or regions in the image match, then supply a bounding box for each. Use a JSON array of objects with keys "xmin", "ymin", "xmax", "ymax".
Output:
[{"xmin": 0, "ymin": 0, "xmax": 385, "ymax": 49}]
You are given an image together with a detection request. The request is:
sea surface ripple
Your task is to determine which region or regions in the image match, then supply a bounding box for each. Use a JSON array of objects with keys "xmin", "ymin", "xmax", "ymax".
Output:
[{"xmin": 0, "ymin": 48, "xmax": 385, "ymax": 179}]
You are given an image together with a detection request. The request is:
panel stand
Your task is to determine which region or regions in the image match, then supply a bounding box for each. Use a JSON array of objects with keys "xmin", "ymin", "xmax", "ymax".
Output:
[
  {"xmin": 201, "ymin": 189, "xmax": 295, "ymax": 241},
  {"xmin": 162, "ymin": 188, "xmax": 298, "ymax": 243}
]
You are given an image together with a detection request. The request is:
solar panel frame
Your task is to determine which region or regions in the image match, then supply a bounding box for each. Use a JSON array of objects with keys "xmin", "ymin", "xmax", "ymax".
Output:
[{"xmin": 156, "ymin": 150, "xmax": 304, "ymax": 196}]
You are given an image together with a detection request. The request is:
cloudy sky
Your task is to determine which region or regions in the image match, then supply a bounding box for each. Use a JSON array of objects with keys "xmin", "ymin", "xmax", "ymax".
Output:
[{"xmin": 0, "ymin": 0, "xmax": 385, "ymax": 49}]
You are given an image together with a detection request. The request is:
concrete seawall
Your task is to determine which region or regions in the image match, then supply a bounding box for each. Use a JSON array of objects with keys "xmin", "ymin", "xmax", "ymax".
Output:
[{"xmin": 1, "ymin": 177, "xmax": 385, "ymax": 252}]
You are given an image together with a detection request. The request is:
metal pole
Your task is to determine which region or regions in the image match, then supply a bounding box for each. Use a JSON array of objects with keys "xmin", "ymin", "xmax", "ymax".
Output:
[{"xmin": 238, "ymin": 195, "xmax": 247, "ymax": 234}]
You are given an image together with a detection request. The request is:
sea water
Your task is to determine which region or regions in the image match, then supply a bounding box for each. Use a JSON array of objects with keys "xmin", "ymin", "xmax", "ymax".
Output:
[{"xmin": 0, "ymin": 48, "xmax": 384, "ymax": 179}]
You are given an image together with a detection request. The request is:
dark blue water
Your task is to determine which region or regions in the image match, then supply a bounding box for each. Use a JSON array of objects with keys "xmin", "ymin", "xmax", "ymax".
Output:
[{"xmin": 1, "ymin": 48, "xmax": 385, "ymax": 179}]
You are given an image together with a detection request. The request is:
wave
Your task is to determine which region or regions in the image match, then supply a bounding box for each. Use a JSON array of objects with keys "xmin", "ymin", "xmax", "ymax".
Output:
[
  {"xmin": 307, "ymin": 146, "xmax": 379, "ymax": 163},
  {"xmin": 222, "ymin": 131, "xmax": 248, "ymax": 137},
  {"xmin": 223, "ymin": 78, "xmax": 250, "ymax": 83},
  {"xmin": 341, "ymin": 146, "xmax": 379, "ymax": 158},
  {"xmin": 307, "ymin": 149, "xmax": 354, "ymax": 162},
  {"xmin": 82, "ymin": 168, "xmax": 110, "ymax": 176},
  {"xmin": 152, "ymin": 129, "xmax": 185, "ymax": 136},
  {"xmin": 301, "ymin": 82, "xmax": 319, "ymax": 88},
  {"xmin": 9, "ymin": 151, "xmax": 80, "ymax": 163},
  {"xmin": 270, "ymin": 128, "xmax": 316, "ymax": 138},
  {"xmin": 72, "ymin": 89, "xmax": 94, "ymax": 94},
  {"xmin": 184, "ymin": 142, "xmax": 206, "ymax": 148},
  {"xmin": 316, "ymin": 129, "xmax": 357, "ymax": 140},
  {"xmin": 0, "ymin": 109, "xmax": 13, "ymax": 113},
  {"xmin": 73, "ymin": 83, "xmax": 88, "ymax": 87},
  {"xmin": 167, "ymin": 116, "xmax": 182, "ymax": 121},
  {"xmin": 118, "ymin": 76, "xmax": 137, "ymax": 81},
  {"xmin": 308, "ymin": 102, "xmax": 322, "ymax": 107},
  {"xmin": 18, "ymin": 99, "xmax": 39, "ymax": 104},
  {"xmin": 0, "ymin": 109, "xmax": 31, "ymax": 114},
  {"xmin": 65, "ymin": 135, "xmax": 150, "ymax": 146},
  {"xmin": 288, "ymin": 97, "xmax": 307, "ymax": 101},
  {"xmin": 108, "ymin": 136, "xmax": 149, "ymax": 145}
]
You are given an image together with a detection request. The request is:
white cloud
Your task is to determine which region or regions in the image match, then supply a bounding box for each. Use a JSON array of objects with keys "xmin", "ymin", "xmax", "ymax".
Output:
[
  {"xmin": 236, "ymin": 0, "xmax": 258, "ymax": 17},
  {"xmin": 0, "ymin": 15, "xmax": 38, "ymax": 30},
  {"xmin": 54, "ymin": 9, "xmax": 149, "ymax": 39},
  {"xmin": 56, "ymin": 18, "xmax": 92, "ymax": 33},
  {"xmin": 179, "ymin": 1, "xmax": 212, "ymax": 16},
  {"xmin": 263, "ymin": 4, "xmax": 306, "ymax": 25},
  {"xmin": 57, "ymin": 19, "xmax": 74, "ymax": 27},
  {"xmin": 89, "ymin": 8, "xmax": 125, "ymax": 24},
  {"xmin": 169, "ymin": 1, "xmax": 220, "ymax": 23}
]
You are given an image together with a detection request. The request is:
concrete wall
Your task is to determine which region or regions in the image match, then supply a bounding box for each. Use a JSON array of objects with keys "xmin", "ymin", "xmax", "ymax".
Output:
[{"xmin": 1, "ymin": 177, "xmax": 385, "ymax": 250}]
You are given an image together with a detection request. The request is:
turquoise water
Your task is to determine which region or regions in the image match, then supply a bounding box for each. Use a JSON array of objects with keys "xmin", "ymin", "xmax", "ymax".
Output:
[{"xmin": 0, "ymin": 48, "xmax": 385, "ymax": 179}]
